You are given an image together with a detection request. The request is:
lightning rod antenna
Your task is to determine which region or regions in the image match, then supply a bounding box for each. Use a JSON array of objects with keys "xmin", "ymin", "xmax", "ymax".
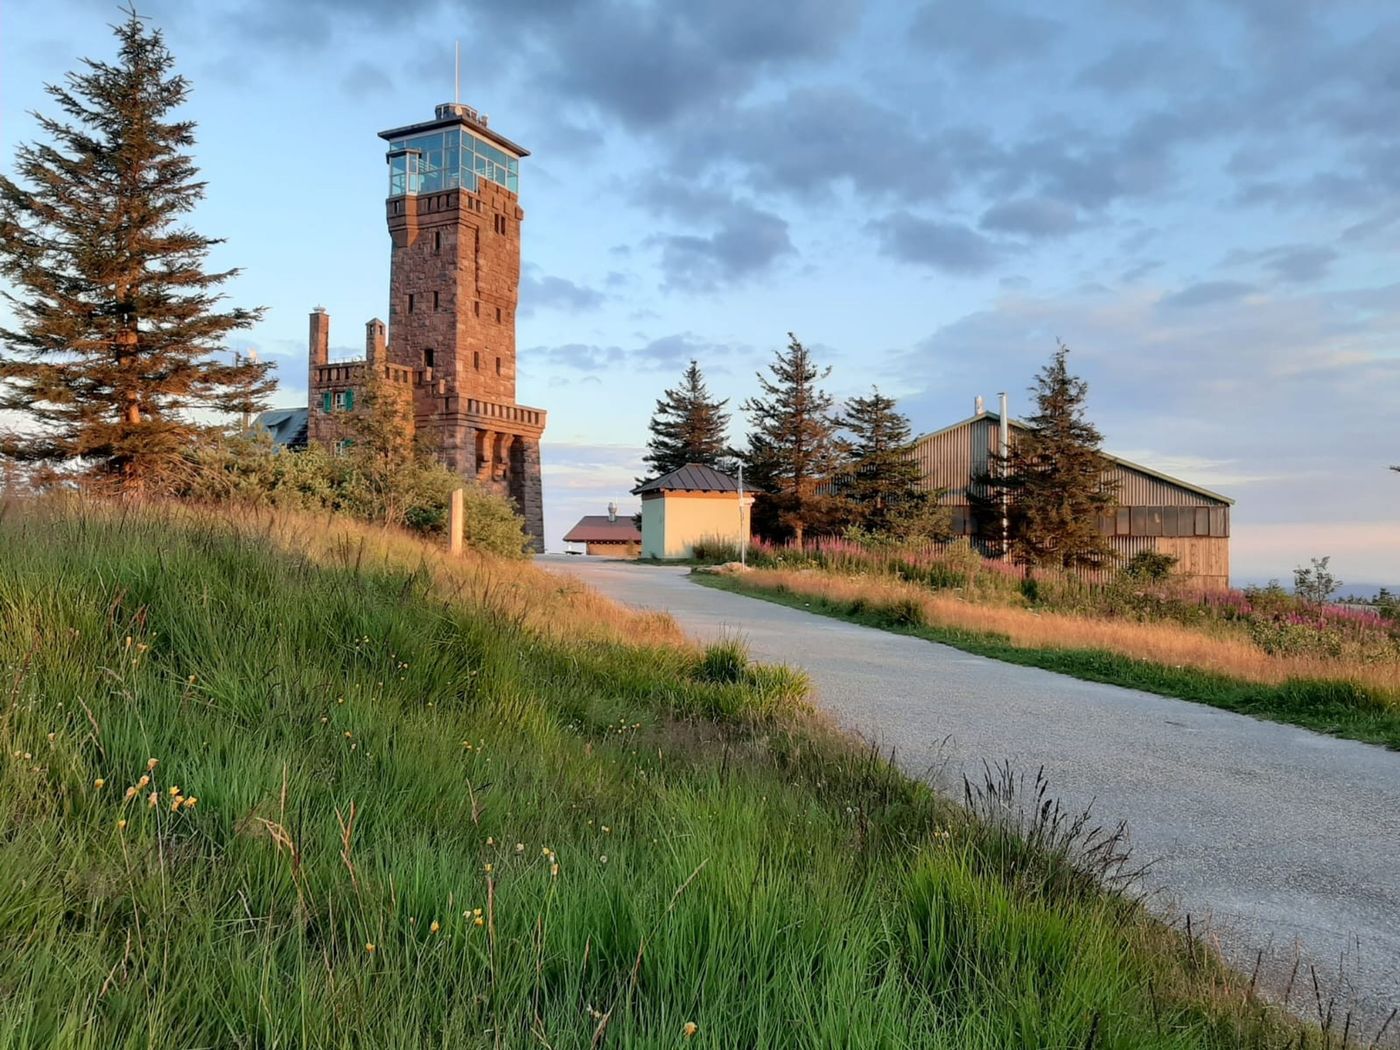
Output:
[{"xmin": 454, "ymin": 41, "xmax": 460, "ymax": 104}]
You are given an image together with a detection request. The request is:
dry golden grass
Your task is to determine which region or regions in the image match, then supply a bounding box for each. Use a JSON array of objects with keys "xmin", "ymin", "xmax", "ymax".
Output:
[
  {"xmin": 2, "ymin": 495, "xmax": 688, "ymax": 653},
  {"xmin": 743, "ymin": 567, "xmax": 1400, "ymax": 700}
]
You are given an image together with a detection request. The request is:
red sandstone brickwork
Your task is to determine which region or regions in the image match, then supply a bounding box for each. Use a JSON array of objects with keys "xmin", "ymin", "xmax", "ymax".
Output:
[{"xmin": 305, "ymin": 108, "xmax": 547, "ymax": 551}]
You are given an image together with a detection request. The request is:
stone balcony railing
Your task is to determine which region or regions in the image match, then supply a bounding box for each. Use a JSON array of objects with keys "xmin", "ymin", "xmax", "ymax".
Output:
[{"xmin": 462, "ymin": 397, "xmax": 545, "ymax": 430}]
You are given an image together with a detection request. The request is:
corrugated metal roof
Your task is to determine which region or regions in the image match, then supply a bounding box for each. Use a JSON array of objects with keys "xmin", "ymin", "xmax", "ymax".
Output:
[
  {"xmin": 913, "ymin": 411, "xmax": 1234, "ymax": 506},
  {"xmin": 563, "ymin": 515, "xmax": 641, "ymax": 543},
  {"xmin": 631, "ymin": 463, "xmax": 746, "ymax": 494}
]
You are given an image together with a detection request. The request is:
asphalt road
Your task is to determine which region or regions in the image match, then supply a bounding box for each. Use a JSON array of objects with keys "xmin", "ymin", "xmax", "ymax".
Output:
[{"xmin": 540, "ymin": 556, "xmax": 1400, "ymax": 1036}]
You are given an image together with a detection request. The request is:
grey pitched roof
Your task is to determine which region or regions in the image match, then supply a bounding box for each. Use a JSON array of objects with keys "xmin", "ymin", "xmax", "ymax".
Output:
[
  {"xmin": 563, "ymin": 515, "xmax": 642, "ymax": 543},
  {"xmin": 253, "ymin": 407, "xmax": 309, "ymax": 449},
  {"xmin": 914, "ymin": 410, "xmax": 1235, "ymax": 506},
  {"xmin": 631, "ymin": 462, "xmax": 748, "ymax": 495}
]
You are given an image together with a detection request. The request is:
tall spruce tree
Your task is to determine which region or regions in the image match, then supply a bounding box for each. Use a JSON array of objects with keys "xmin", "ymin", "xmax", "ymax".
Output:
[
  {"xmin": 836, "ymin": 386, "xmax": 929, "ymax": 532},
  {"xmin": 740, "ymin": 333, "xmax": 841, "ymax": 544},
  {"xmin": 0, "ymin": 8, "xmax": 271, "ymax": 494},
  {"xmin": 982, "ymin": 342, "xmax": 1118, "ymax": 569},
  {"xmin": 641, "ymin": 359, "xmax": 730, "ymax": 480}
]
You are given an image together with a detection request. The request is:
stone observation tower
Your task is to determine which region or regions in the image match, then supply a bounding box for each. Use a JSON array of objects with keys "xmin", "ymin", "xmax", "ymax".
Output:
[{"xmin": 306, "ymin": 101, "xmax": 546, "ymax": 549}]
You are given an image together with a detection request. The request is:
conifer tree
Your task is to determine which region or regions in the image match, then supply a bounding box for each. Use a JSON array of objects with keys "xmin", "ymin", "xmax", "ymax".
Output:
[
  {"xmin": 836, "ymin": 386, "xmax": 931, "ymax": 533},
  {"xmin": 981, "ymin": 342, "xmax": 1118, "ymax": 569},
  {"xmin": 740, "ymin": 333, "xmax": 840, "ymax": 544},
  {"xmin": 640, "ymin": 359, "xmax": 730, "ymax": 480},
  {"xmin": 0, "ymin": 8, "xmax": 271, "ymax": 493}
]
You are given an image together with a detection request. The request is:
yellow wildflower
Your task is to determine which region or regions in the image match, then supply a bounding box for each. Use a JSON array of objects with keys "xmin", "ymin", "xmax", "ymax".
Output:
[
  {"xmin": 93, "ymin": 778, "xmax": 105, "ymax": 790},
  {"xmin": 483, "ymin": 863, "xmax": 493, "ymax": 874},
  {"xmin": 138, "ymin": 775, "xmax": 150, "ymax": 788},
  {"xmin": 170, "ymin": 785, "xmax": 181, "ymax": 796},
  {"xmin": 683, "ymin": 1022, "xmax": 698, "ymax": 1038},
  {"xmin": 171, "ymin": 798, "xmax": 182, "ymax": 812},
  {"xmin": 365, "ymin": 943, "xmax": 375, "ymax": 954},
  {"xmin": 147, "ymin": 791, "xmax": 159, "ymax": 808},
  {"xmin": 429, "ymin": 920, "xmax": 440, "ymax": 934},
  {"xmin": 146, "ymin": 758, "xmax": 158, "ymax": 771},
  {"xmin": 116, "ymin": 819, "xmax": 127, "ymax": 830},
  {"xmin": 183, "ymin": 797, "xmax": 197, "ymax": 809},
  {"xmin": 473, "ymin": 915, "xmax": 484, "ymax": 927},
  {"xmin": 124, "ymin": 787, "xmax": 137, "ymax": 800}
]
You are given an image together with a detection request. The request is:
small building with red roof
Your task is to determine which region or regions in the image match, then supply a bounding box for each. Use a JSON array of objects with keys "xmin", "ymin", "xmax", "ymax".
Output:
[{"xmin": 562, "ymin": 503, "xmax": 642, "ymax": 557}]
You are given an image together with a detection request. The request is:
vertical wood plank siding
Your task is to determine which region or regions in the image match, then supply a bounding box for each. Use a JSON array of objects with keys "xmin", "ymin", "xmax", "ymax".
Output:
[{"xmin": 911, "ymin": 416, "xmax": 1232, "ymax": 590}]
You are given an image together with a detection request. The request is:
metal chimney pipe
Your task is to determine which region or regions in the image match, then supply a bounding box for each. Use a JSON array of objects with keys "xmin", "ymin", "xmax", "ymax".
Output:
[
  {"xmin": 998, "ymin": 393, "xmax": 1011, "ymax": 560},
  {"xmin": 607, "ymin": 501, "xmax": 617, "ymax": 522},
  {"xmin": 975, "ymin": 394, "xmax": 985, "ymax": 415}
]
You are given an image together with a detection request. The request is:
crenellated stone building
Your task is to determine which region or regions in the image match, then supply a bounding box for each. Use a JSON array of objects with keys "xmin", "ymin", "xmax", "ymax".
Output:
[{"xmin": 272, "ymin": 101, "xmax": 546, "ymax": 549}]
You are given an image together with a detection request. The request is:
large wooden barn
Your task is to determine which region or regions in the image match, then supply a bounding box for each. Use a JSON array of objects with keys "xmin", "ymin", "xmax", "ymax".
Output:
[{"xmin": 913, "ymin": 401, "xmax": 1233, "ymax": 590}]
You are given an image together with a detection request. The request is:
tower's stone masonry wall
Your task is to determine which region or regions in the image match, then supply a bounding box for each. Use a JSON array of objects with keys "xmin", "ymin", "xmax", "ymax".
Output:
[{"xmin": 305, "ymin": 112, "xmax": 546, "ymax": 552}]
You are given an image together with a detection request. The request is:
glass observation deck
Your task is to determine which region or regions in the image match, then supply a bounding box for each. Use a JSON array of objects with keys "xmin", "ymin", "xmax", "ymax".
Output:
[{"xmin": 386, "ymin": 127, "xmax": 519, "ymax": 197}]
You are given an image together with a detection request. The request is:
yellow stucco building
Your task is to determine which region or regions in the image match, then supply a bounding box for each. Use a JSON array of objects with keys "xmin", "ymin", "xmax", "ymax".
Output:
[{"xmin": 632, "ymin": 463, "xmax": 754, "ymax": 559}]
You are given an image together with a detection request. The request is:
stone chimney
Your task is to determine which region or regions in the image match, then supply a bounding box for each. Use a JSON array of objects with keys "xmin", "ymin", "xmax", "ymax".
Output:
[
  {"xmin": 365, "ymin": 318, "xmax": 386, "ymax": 365},
  {"xmin": 309, "ymin": 307, "xmax": 329, "ymax": 368}
]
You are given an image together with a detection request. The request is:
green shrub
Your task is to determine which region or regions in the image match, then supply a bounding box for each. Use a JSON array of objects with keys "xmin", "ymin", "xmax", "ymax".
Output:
[
  {"xmin": 695, "ymin": 637, "xmax": 749, "ymax": 683},
  {"xmin": 690, "ymin": 535, "xmax": 742, "ymax": 563},
  {"xmin": 1121, "ymin": 549, "xmax": 1179, "ymax": 582},
  {"xmin": 175, "ymin": 434, "xmax": 530, "ymax": 558}
]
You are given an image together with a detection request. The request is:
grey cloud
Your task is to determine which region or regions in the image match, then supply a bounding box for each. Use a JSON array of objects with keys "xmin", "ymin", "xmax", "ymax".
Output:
[
  {"xmin": 1158, "ymin": 280, "xmax": 1256, "ymax": 309},
  {"xmin": 340, "ymin": 60, "xmax": 392, "ymax": 100},
  {"xmin": 518, "ymin": 272, "xmax": 606, "ymax": 316},
  {"xmin": 652, "ymin": 204, "xmax": 793, "ymax": 291},
  {"xmin": 979, "ymin": 197, "xmax": 1078, "ymax": 238},
  {"xmin": 1259, "ymin": 245, "xmax": 1338, "ymax": 284},
  {"xmin": 543, "ymin": 0, "xmax": 861, "ymax": 130},
  {"xmin": 209, "ymin": 0, "xmax": 859, "ymax": 132},
  {"xmin": 909, "ymin": 1, "xmax": 1062, "ymax": 68},
  {"xmin": 1121, "ymin": 259, "xmax": 1163, "ymax": 284},
  {"xmin": 870, "ymin": 212, "xmax": 1000, "ymax": 274},
  {"xmin": 666, "ymin": 89, "xmax": 968, "ymax": 206},
  {"xmin": 524, "ymin": 333, "xmax": 732, "ymax": 378}
]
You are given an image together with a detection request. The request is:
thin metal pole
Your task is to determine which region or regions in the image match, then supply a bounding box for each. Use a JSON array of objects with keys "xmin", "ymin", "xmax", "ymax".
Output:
[
  {"xmin": 738, "ymin": 463, "xmax": 747, "ymax": 568},
  {"xmin": 454, "ymin": 41, "xmax": 460, "ymax": 104}
]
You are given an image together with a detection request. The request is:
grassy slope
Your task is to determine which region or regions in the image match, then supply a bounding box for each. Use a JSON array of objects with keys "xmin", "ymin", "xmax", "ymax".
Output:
[
  {"xmin": 0, "ymin": 502, "xmax": 1313, "ymax": 1048},
  {"xmin": 698, "ymin": 574, "xmax": 1400, "ymax": 751}
]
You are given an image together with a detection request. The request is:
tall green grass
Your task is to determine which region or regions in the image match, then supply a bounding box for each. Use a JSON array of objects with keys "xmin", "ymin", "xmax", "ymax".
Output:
[{"xmin": 0, "ymin": 503, "xmax": 1316, "ymax": 1047}]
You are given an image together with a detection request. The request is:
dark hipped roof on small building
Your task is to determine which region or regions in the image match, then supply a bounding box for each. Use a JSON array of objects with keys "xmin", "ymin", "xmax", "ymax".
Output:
[
  {"xmin": 563, "ymin": 515, "xmax": 642, "ymax": 544},
  {"xmin": 915, "ymin": 410, "xmax": 1235, "ymax": 506},
  {"xmin": 632, "ymin": 463, "xmax": 751, "ymax": 495},
  {"xmin": 254, "ymin": 407, "xmax": 309, "ymax": 449}
]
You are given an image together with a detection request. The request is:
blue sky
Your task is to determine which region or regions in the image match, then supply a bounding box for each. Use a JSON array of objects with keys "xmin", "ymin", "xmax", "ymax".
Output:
[{"xmin": 3, "ymin": 0, "xmax": 1398, "ymax": 582}]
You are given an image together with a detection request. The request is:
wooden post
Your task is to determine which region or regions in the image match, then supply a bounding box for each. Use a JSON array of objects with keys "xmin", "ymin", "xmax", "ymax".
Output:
[{"xmin": 448, "ymin": 487, "xmax": 465, "ymax": 556}]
